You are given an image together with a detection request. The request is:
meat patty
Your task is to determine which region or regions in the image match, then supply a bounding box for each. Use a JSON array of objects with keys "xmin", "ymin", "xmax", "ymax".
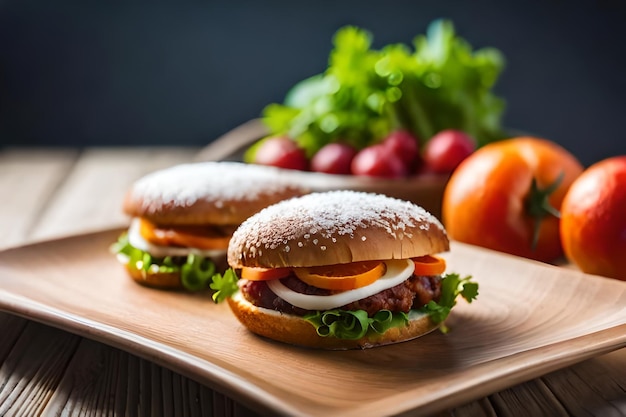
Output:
[{"xmin": 240, "ymin": 273, "xmax": 442, "ymax": 317}]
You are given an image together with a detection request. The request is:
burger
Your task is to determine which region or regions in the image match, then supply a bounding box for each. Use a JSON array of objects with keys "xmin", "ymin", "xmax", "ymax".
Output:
[
  {"xmin": 212, "ymin": 190, "xmax": 478, "ymax": 349},
  {"xmin": 111, "ymin": 162, "xmax": 307, "ymax": 290}
]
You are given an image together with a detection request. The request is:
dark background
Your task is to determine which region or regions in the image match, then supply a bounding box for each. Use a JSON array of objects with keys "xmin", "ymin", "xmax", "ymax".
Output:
[{"xmin": 1, "ymin": 0, "xmax": 625, "ymax": 166}]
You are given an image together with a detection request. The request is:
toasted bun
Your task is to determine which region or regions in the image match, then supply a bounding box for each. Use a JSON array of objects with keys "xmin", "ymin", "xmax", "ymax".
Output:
[
  {"xmin": 123, "ymin": 162, "xmax": 307, "ymax": 226},
  {"xmin": 228, "ymin": 292, "xmax": 439, "ymax": 350},
  {"xmin": 228, "ymin": 190, "xmax": 449, "ymax": 269}
]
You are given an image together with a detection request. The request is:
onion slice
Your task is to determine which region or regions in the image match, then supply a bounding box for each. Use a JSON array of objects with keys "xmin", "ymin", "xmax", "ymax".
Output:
[{"xmin": 266, "ymin": 259, "xmax": 415, "ymax": 311}]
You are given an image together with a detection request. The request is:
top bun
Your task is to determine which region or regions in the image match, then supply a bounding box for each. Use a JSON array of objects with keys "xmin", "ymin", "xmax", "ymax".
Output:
[
  {"xmin": 123, "ymin": 162, "xmax": 307, "ymax": 226},
  {"xmin": 228, "ymin": 190, "xmax": 449, "ymax": 269}
]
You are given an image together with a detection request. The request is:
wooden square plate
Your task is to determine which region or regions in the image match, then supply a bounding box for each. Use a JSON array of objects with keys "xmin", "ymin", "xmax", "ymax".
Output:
[{"xmin": 1, "ymin": 229, "xmax": 625, "ymax": 416}]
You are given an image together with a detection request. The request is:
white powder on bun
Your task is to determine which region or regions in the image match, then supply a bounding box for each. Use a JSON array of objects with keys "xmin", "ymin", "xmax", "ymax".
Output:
[
  {"xmin": 130, "ymin": 162, "xmax": 301, "ymax": 207},
  {"xmin": 228, "ymin": 190, "xmax": 448, "ymax": 268}
]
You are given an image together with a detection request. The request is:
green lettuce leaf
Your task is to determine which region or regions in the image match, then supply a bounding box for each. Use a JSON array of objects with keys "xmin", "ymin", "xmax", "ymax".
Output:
[
  {"xmin": 421, "ymin": 273, "xmax": 479, "ymax": 333},
  {"xmin": 303, "ymin": 309, "xmax": 410, "ymax": 340},
  {"xmin": 111, "ymin": 234, "xmax": 216, "ymax": 292},
  {"xmin": 181, "ymin": 254, "xmax": 216, "ymax": 291},
  {"xmin": 209, "ymin": 268, "xmax": 239, "ymax": 303}
]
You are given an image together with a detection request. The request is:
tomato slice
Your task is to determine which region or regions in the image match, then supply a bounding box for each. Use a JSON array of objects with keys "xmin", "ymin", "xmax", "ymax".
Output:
[
  {"xmin": 412, "ymin": 255, "xmax": 446, "ymax": 276},
  {"xmin": 139, "ymin": 219, "xmax": 232, "ymax": 250},
  {"xmin": 293, "ymin": 261, "xmax": 386, "ymax": 291},
  {"xmin": 241, "ymin": 266, "xmax": 291, "ymax": 281}
]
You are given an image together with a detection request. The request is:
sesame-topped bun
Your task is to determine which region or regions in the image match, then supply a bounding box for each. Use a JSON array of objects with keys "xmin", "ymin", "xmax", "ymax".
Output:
[
  {"xmin": 228, "ymin": 190, "xmax": 449, "ymax": 269},
  {"xmin": 123, "ymin": 162, "xmax": 306, "ymax": 226}
]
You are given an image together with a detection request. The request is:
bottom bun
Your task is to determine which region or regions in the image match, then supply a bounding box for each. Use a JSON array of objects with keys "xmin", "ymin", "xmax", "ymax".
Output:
[
  {"xmin": 227, "ymin": 292, "xmax": 440, "ymax": 350},
  {"xmin": 126, "ymin": 265, "xmax": 182, "ymax": 289}
]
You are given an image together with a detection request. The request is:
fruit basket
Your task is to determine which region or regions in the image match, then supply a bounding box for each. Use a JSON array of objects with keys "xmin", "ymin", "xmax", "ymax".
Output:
[{"xmin": 196, "ymin": 119, "xmax": 448, "ymax": 219}]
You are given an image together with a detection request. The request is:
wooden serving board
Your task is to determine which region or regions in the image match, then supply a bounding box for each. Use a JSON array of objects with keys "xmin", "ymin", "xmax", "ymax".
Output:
[{"xmin": 1, "ymin": 229, "xmax": 625, "ymax": 417}]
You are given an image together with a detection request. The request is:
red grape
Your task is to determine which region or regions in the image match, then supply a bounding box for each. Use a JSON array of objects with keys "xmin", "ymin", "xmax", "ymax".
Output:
[
  {"xmin": 423, "ymin": 129, "xmax": 475, "ymax": 174},
  {"xmin": 383, "ymin": 130, "xmax": 421, "ymax": 171},
  {"xmin": 253, "ymin": 136, "xmax": 309, "ymax": 171},
  {"xmin": 310, "ymin": 143, "xmax": 357, "ymax": 175},
  {"xmin": 351, "ymin": 144, "xmax": 408, "ymax": 178}
]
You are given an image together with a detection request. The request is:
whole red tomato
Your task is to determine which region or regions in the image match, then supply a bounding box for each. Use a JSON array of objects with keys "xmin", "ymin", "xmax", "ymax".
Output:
[
  {"xmin": 560, "ymin": 156, "xmax": 626, "ymax": 280},
  {"xmin": 442, "ymin": 137, "xmax": 584, "ymax": 262}
]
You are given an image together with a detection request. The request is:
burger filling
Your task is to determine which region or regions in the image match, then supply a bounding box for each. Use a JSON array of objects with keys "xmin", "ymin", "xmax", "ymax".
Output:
[
  {"xmin": 111, "ymin": 218, "xmax": 233, "ymax": 291},
  {"xmin": 210, "ymin": 258, "xmax": 478, "ymax": 340}
]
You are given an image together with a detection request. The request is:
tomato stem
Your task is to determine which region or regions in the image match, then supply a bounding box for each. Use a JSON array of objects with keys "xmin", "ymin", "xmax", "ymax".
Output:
[{"xmin": 526, "ymin": 172, "xmax": 563, "ymax": 250}]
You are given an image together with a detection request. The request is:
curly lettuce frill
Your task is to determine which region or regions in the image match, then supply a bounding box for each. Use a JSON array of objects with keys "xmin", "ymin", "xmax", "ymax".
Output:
[{"xmin": 303, "ymin": 309, "xmax": 411, "ymax": 340}]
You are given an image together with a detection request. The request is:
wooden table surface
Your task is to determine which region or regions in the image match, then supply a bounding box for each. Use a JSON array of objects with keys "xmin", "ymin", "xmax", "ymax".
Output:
[{"xmin": 1, "ymin": 147, "xmax": 625, "ymax": 417}]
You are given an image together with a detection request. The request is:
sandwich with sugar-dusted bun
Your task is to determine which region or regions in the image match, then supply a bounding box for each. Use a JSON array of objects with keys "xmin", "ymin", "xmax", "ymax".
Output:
[
  {"xmin": 211, "ymin": 190, "xmax": 478, "ymax": 350},
  {"xmin": 112, "ymin": 162, "xmax": 306, "ymax": 291}
]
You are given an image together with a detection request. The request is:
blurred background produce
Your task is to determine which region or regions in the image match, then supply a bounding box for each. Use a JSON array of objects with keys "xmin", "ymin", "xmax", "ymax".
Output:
[
  {"xmin": 247, "ymin": 20, "xmax": 494, "ymax": 177},
  {"xmin": 1, "ymin": 1, "xmax": 624, "ymax": 168}
]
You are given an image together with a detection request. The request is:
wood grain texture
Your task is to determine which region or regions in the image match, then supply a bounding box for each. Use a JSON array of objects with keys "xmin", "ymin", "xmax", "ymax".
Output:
[
  {"xmin": 0, "ymin": 320, "xmax": 80, "ymax": 417},
  {"xmin": 0, "ymin": 313, "xmax": 28, "ymax": 363},
  {"xmin": 540, "ymin": 349, "xmax": 626, "ymax": 416},
  {"xmin": 43, "ymin": 338, "xmax": 258, "ymax": 417}
]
